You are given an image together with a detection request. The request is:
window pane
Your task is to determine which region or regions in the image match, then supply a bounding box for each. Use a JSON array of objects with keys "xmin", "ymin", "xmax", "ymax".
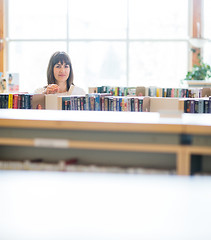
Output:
[
  {"xmin": 129, "ymin": 42, "xmax": 188, "ymax": 87},
  {"xmin": 8, "ymin": 0, "xmax": 67, "ymax": 39},
  {"xmin": 204, "ymin": 0, "xmax": 211, "ymax": 39},
  {"xmin": 204, "ymin": 43, "xmax": 211, "ymax": 67},
  {"xmin": 69, "ymin": 42, "xmax": 126, "ymax": 92},
  {"xmin": 68, "ymin": 0, "xmax": 127, "ymax": 39},
  {"xmin": 129, "ymin": 0, "xmax": 188, "ymax": 39},
  {"xmin": 8, "ymin": 42, "xmax": 66, "ymax": 92}
]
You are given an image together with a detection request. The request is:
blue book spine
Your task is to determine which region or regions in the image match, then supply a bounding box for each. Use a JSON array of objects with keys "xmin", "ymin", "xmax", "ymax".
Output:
[
  {"xmin": 119, "ymin": 97, "xmax": 122, "ymax": 111},
  {"xmin": 0, "ymin": 95, "xmax": 3, "ymax": 108},
  {"xmin": 198, "ymin": 99, "xmax": 204, "ymax": 113},
  {"xmin": 131, "ymin": 98, "xmax": 135, "ymax": 111},
  {"xmin": 139, "ymin": 99, "xmax": 143, "ymax": 112},
  {"xmin": 95, "ymin": 94, "xmax": 100, "ymax": 111},
  {"xmin": 194, "ymin": 100, "xmax": 199, "ymax": 113},
  {"xmin": 209, "ymin": 97, "xmax": 211, "ymax": 113},
  {"xmin": 25, "ymin": 94, "xmax": 31, "ymax": 109}
]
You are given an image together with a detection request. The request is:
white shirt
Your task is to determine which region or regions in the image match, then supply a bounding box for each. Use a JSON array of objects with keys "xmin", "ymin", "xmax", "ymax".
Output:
[{"xmin": 34, "ymin": 85, "xmax": 86, "ymax": 96}]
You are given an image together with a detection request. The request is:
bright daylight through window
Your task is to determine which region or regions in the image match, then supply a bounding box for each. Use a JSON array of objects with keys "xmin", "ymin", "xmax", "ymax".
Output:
[{"xmin": 7, "ymin": 0, "xmax": 189, "ymax": 93}]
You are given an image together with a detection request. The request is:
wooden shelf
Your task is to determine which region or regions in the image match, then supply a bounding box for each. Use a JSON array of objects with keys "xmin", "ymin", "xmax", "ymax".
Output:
[{"xmin": 0, "ymin": 109, "xmax": 211, "ymax": 175}]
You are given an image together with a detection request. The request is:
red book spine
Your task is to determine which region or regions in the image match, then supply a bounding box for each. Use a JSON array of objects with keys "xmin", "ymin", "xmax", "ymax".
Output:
[
  {"xmin": 13, "ymin": 94, "xmax": 18, "ymax": 109},
  {"xmin": 17, "ymin": 94, "xmax": 22, "ymax": 109}
]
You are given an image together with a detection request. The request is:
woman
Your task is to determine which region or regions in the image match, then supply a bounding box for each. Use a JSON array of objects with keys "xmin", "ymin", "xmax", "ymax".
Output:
[{"xmin": 35, "ymin": 51, "xmax": 86, "ymax": 95}]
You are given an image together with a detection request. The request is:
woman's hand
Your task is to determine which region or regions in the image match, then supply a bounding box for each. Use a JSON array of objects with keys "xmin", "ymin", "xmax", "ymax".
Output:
[{"xmin": 44, "ymin": 84, "xmax": 59, "ymax": 94}]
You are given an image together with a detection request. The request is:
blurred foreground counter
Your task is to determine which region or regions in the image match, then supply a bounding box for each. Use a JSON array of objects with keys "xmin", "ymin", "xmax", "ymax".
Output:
[{"xmin": 0, "ymin": 109, "xmax": 211, "ymax": 175}]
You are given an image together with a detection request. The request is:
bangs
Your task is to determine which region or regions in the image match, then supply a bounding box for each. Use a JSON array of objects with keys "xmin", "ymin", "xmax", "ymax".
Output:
[{"xmin": 53, "ymin": 52, "xmax": 71, "ymax": 66}]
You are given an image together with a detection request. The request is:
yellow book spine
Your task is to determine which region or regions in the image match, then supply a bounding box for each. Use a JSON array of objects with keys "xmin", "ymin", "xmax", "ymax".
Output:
[
  {"xmin": 8, "ymin": 94, "xmax": 13, "ymax": 109},
  {"xmin": 115, "ymin": 87, "xmax": 119, "ymax": 96},
  {"xmin": 121, "ymin": 98, "xmax": 124, "ymax": 111},
  {"xmin": 156, "ymin": 88, "xmax": 159, "ymax": 97}
]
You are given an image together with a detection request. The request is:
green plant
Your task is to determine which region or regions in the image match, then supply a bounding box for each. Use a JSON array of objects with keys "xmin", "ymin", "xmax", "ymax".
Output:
[{"xmin": 185, "ymin": 52, "xmax": 211, "ymax": 80}]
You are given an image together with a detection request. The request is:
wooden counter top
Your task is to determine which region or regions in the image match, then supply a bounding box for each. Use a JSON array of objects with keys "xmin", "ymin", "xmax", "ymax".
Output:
[
  {"xmin": 0, "ymin": 109, "xmax": 211, "ymax": 134},
  {"xmin": 0, "ymin": 109, "xmax": 185, "ymax": 133}
]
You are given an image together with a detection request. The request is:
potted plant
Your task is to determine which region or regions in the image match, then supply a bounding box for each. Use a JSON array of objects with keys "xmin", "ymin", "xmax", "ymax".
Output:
[{"xmin": 185, "ymin": 50, "xmax": 211, "ymax": 81}]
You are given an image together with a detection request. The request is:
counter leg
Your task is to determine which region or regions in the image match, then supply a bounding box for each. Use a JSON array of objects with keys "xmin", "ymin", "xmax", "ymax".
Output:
[{"xmin": 177, "ymin": 148, "xmax": 191, "ymax": 176}]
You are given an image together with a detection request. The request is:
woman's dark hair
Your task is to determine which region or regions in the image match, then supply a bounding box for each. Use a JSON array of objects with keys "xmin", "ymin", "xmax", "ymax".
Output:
[{"xmin": 47, "ymin": 51, "xmax": 74, "ymax": 91}]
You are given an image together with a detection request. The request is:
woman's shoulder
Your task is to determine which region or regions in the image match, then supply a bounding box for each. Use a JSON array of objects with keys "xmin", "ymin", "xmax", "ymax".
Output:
[
  {"xmin": 34, "ymin": 87, "xmax": 45, "ymax": 94},
  {"xmin": 70, "ymin": 85, "xmax": 86, "ymax": 95}
]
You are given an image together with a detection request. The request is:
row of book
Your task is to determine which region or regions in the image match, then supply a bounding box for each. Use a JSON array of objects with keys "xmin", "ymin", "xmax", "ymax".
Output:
[
  {"xmin": 89, "ymin": 86, "xmax": 211, "ymax": 98},
  {"xmin": 1, "ymin": 92, "xmax": 211, "ymax": 113},
  {"xmin": 0, "ymin": 93, "xmax": 34, "ymax": 109},
  {"xmin": 61, "ymin": 95, "xmax": 149, "ymax": 112},
  {"xmin": 181, "ymin": 97, "xmax": 211, "ymax": 113},
  {"xmin": 0, "ymin": 93, "xmax": 151, "ymax": 112},
  {"xmin": 0, "ymin": 93, "xmax": 47, "ymax": 109},
  {"xmin": 0, "ymin": 159, "xmax": 175, "ymax": 175}
]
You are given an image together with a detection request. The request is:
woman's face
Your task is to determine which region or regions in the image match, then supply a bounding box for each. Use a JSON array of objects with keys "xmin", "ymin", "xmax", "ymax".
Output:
[{"xmin": 53, "ymin": 61, "xmax": 70, "ymax": 84}]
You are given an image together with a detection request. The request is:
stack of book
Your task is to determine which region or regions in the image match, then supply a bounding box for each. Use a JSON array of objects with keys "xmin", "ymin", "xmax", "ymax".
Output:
[
  {"xmin": 1, "ymin": 90, "xmax": 210, "ymax": 114},
  {"xmin": 89, "ymin": 85, "xmax": 211, "ymax": 98},
  {"xmin": 0, "ymin": 93, "xmax": 45, "ymax": 109},
  {"xmin": 179, "ymin": 97, "xmax": 211, "ymax": 113},
  {"xmin": 0, "ymin": 159, "xmax": 176, "ymax": 175},
  {"xmin": 45, "ymin": 93, "xmax": 150, "ymax": 112}
]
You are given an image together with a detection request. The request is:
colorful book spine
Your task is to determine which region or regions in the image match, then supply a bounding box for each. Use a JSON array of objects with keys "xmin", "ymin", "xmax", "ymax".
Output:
[
  {"xmin": 204, "ymin": 100, "xmax": 209, "ymax": 113},
  {"xmin": 8, "ymin": 94, "xmax": 13, "ymax": 109},
  {"xmin": 209, "ymin": 97, "xmax": 211, "ymax": 114},
  {"xmin": 139, "ymin": 98, "xmax": 143, "ymax": 112},
  {"xmin": 95, "ymin": 94, "xmax": 101, "ymax": 111},
  {"xmin": 134, "ymin": 98, "xmax": 139, "ymax": 112},
  {"xmin": 198, "ymin": 99, "xmax": 204, "ymax": 113},
  {"xmin": 190, "ymin": 100, "xmax": 195, "ymax": 113},
  {"xmin": 194, "ymin": 100, "xmax": 199, "ymax": 113},
  {"xmin": 131, "ymin": 98, "xmax": 135, "ymax": 111}
]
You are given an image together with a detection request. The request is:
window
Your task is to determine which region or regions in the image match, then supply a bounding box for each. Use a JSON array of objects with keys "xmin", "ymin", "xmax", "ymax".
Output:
[
  {"xmin": 6, "ymin": 0, "xmax": 189, "ymax": 92},
  {"xmin": 203, "ymin": 0, "xmax": 211, "ymax": 65}
]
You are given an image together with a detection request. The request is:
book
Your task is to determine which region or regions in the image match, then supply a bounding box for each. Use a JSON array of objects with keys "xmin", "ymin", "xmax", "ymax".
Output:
[
  {"xmin": 190, "ymin": 100, "xmax": 195, "ymax": 113},
  {"xmin": 142, "ymin": 96, "xmax": 150, "ymax": 112},
  {"xmin": 88, "ymin": 87, "xmax": 98, "ymax": 93},
  {"xmin": 138, "ymin": 98, "xmax": 143, "ymax": 112},
  {"xmin": 202, "ymin": 87, "xmax": 211, "ymax": 97},
  {"xmin": 7, "ymin": 73, "xmax": 19, "ymax": 93},
  {"xmin": 8, "ymin": 94, "xmax": 13, "ymax": 109},
  {"xmin": 194, "ymin": 100, "xmax": 199, "ymax": 113},
  {"xmin": 13, "ymin": 94, "xmax": 18, "ymax": 109},
  {"xmin": 45, "ymin": 94, "xmax": 58, "ymax": 110},
  {"xmin": 178, "ymin": 99, "xmax": 185, "ymax": 113},
  {"xmin": 198, "ymin": 99, "xmax": 205, "ymax": 113},
  {"xmin": 31, "ymin": 94, "xmax": 45, "ymax": 109},
  {"xmin": 136, "ymin": 86, "xmax": 146, "ymax": 96},
  {"xmin": 150, "ymin": 97, "xmax": 180, "ymax": 113},
  {"xmin": 186, "ymin": 99, "xmax": 191, "ymax": 113},
  {"xmin": 204, "ymin": 99, "xmax": 209, "ymax": 113}
]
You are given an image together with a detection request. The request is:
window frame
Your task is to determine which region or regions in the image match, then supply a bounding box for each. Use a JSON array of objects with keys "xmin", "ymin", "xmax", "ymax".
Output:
[{"xmin": 0, "ymin": 0, "xmax": 203, "ymax": 84}]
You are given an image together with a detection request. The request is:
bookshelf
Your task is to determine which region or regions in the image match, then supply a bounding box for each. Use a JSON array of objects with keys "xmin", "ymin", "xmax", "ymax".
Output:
[{"xmin": 0, "ymin": 109, "xmax": 211, "ymax": 175}]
